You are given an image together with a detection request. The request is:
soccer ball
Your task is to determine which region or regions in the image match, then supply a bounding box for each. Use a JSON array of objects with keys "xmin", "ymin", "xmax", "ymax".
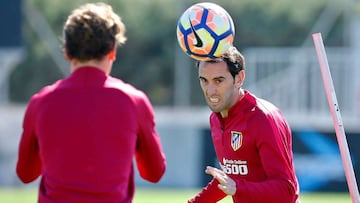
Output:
[{"xmin": 176, "ymin": 2, "xmax": 235, "ymax": 61}]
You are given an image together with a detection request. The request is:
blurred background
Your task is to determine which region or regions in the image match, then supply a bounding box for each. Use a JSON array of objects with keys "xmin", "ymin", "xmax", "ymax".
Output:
[{"xmin": 1, "ymin": 0, "xmax": 360, "ymax": 197}]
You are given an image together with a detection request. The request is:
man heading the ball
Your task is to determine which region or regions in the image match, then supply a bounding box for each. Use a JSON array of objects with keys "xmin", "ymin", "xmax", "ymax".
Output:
[{"xmin": 189, "ymin": 46, "xmax": 300, "ymax": 203}]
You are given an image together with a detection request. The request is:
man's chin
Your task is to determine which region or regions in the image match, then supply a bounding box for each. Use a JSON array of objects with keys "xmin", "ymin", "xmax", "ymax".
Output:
[{"xmin": 207, "ymin": 104, "xmax": 221, "ymax": 113}]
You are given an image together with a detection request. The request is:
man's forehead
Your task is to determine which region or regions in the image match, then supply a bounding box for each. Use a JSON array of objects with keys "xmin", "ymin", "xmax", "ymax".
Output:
[{"xmin": 199, "ymin": 61, "xmax": 230, "ymax": 77}]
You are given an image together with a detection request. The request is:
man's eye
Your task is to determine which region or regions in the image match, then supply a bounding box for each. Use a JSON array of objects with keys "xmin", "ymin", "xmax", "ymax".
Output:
[{"xmin": 215, "ymin": 79, "xmax": 223, "ymax": 84}]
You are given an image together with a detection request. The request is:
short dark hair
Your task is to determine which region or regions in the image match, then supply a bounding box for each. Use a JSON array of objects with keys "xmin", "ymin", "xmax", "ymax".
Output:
[
  {"xmin": 62, "ymin": 3, "xmax": 127, "ymax": 62},
  {"xmin": 196, "ymin": 46, "xmax": 245, "ymax": 78}
]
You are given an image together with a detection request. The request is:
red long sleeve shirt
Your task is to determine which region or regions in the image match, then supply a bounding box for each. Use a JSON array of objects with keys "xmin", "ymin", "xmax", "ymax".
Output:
[
  {"xmin": 16, "ymin": 67, "xmax": 166, "ymax": 203},
  {"xmin": 190, "ymin": 91, "xmax": 300, "ymax": 203}
]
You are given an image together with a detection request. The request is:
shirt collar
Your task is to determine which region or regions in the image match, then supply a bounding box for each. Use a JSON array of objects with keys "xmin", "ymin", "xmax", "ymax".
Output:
[
  {"xmin": 216, "ymin": 90, "xmax": 257, "ymax": 120},
  {"xmin": 67, "ymin": 66, "xmax": 108, "ymax": 86}
]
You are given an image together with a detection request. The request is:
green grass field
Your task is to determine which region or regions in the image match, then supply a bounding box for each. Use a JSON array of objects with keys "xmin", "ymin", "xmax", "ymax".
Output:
[{"xmin": 0, "ymin": 187, "xmax": 352, "ymax": 203}]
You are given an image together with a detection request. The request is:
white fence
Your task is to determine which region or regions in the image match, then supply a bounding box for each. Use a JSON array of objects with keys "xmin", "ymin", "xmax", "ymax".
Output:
[{"xmin": 243, "ymin": 47, "xmax": 360, "ymax": 130}]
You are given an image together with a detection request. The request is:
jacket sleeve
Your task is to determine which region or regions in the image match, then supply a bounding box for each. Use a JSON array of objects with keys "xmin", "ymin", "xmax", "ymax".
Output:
[
  {"xmin": 16, "ymin": 98, "xmax": 42, "ymax": 183},
  {"xmin": 188, "ymin": 178, "xmax": 227, "ymax": 203},
  {"xmin": 232, "ymin": 110, "xmax": 299, "ymax": 203},
  {"xmin": 134, "ymin": 93, "xmax": 166, "ymax": 183}
]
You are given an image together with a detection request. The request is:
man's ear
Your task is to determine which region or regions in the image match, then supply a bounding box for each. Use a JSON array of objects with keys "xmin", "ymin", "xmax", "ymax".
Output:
[
  {"xmin": 108, "ymin": 48, "xmax": 117, "ymax": 61},
  {"xmin": 236, "ymin": 70, "xmax": 245, "ymax": 88},
  {"xmin": 63, "ymin": 49, "xmax": 71, "ymax": 61},
  {"xmin": 240, "ymin": 69, "xmax": 245, "ymax": 83}
]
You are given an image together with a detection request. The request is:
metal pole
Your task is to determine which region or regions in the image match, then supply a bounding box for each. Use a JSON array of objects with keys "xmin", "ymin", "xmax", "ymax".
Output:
[{"xmin": 312, "ymin": 32, "xmax": 360, "ymax": 203}]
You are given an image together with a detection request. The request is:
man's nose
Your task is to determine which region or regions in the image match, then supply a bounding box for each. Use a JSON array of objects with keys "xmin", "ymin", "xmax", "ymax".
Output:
[{"xmin": 206, "ymin": 83, "xmax": 217, "ymax": 95}]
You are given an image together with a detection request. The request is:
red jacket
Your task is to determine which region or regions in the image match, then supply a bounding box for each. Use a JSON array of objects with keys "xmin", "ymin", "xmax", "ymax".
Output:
[
  {"xmin": 190, "ymin": 91, "xmax": 300, "ymax": 203},
  {"xmin": 16, "ymin": 67, "xmax": 166, "ymax": 203}
]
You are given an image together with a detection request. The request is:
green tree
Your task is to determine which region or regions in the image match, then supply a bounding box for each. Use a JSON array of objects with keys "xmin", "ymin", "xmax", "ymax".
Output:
[{"xmin": 9, "ymin": 0, "xmax": 345, "ymax": 105}]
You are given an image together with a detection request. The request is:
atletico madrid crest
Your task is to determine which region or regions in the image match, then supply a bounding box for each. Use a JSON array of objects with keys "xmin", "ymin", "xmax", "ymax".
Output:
[{"xmin": 231, "ymin": 131, "xmax": 242, "ymax": 151}]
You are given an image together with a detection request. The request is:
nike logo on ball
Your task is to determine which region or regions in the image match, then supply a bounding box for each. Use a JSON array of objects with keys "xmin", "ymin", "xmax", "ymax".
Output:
[{"xmin": 189, "ymin": 19, "xmax": 203, "ymax": 47}]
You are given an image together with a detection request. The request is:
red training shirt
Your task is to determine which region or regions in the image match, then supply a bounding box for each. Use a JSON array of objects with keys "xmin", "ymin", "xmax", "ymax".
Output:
[
  {"xmin": 189, "ymin": 90, "xmax": 300, "ymax": 203},
  {"xmin": 16, "ymin": 67, "xmax": 166, "ymax": 203}
]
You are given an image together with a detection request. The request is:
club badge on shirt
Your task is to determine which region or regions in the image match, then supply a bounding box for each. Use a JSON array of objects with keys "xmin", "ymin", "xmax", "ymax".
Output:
[{"xmin": 231, "ymin": 131, "xmax": 242, "ymax": 151}]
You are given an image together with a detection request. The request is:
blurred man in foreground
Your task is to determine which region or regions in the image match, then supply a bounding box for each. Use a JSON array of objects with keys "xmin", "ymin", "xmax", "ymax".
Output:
[{"xmin": 16, "ymin": 3, "xmax": 166, "ymax": 202}]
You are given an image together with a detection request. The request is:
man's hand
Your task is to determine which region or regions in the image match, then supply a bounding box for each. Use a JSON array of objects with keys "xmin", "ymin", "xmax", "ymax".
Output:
[{"xmin": 205, "ymin": 166, "xmax": 236, "ymax": 195}]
